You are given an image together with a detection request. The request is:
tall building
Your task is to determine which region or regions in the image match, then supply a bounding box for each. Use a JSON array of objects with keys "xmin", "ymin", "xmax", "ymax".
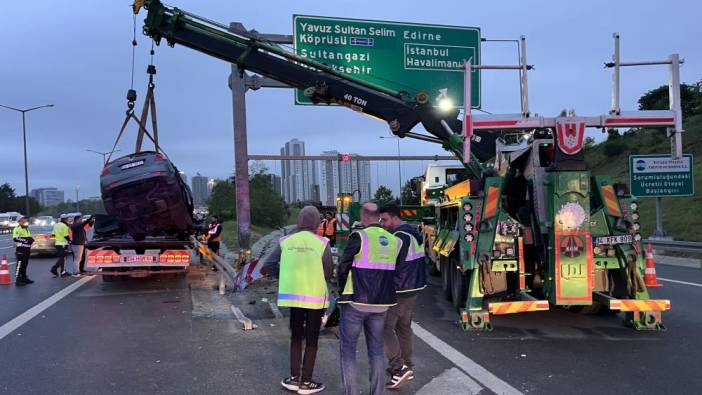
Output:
[
  {"xmin": 191, "ymin": 173, "xmax": 210, "ymax": 208},
  {"xmin": 320, "ymin": 152, "xmax": 371, "ymax": 205},
  {"xmin": 30, "ymin": 188, "xmax": 65, "ymax": 207},
  {"xmin": 280, "ymin": 139, "xmax": 319, "ymax": 203},
  {"xmin": 265, "ymin": 174, "xmax": 282, "ymax": 197}
]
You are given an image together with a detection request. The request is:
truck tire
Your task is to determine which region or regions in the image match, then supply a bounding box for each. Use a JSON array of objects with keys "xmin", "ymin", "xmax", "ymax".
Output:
[
  {"xmin": 451, "ymin": 257, "xmax": 467, "ymax": 309},
  {"xmin": 440, "ymin": 256, "xmax": 452, "ymax": 302},
  {"xmin": 426, "ymin": 248, "xmax": 440, "ymax": 277}
]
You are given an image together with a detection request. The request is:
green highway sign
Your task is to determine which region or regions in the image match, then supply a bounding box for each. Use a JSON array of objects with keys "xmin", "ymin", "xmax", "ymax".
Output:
[
  {"xmin": 293, "ymin": 15, "xmax": 480, "ymax": 108},
  {"xmin": 629, "ymin": 154, "xmax": 694, "ymax": 197}
]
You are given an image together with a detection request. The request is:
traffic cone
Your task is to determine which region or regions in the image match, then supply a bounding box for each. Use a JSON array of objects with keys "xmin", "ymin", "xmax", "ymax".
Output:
[
  {"xmin": 644, "ymin": 244, "xmax": 662, "ymax": 288},
  {"xmin": 0, "ymin": 255, "xmax": 13, "ymax": 285}
]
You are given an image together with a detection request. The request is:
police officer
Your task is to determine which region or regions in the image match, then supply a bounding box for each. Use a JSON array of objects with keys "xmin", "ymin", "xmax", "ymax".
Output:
[
  {"xmin": 379, "ymin": 204, "xmax": 427, "ymax": 389},
  {"xmin": 50, "ymin": 215, "xmax": 72, "ymax": 277},
  {"xmin": 12, "ymin": 216, "xmax": 34, "ymax": 285},
  {"xmin": 266, "ymin": 206, "xmax": 332, "ymax": 394},
  {"xmin": 338, "ymin": 202, "xmax": 401, "ymax": 395}
]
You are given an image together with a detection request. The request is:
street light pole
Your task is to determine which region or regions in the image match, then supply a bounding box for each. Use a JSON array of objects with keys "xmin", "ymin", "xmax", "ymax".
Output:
[
  {"xmin": 379, "ymin": 136, "xmax": 403, "ymax": 205},
  {"xmin": 86, "ymin": 148, "xmax": 121, "ymax": 166},
  {"xmin": 0, "ymin": 103, "xmax": 54, "ymax": 217}
]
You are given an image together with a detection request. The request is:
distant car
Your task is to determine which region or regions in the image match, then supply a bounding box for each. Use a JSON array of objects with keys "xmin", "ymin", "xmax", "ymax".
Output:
[
  {"xmin": 0, "ymin": 212, "xmax": 23, "ymax": 228},
  {"xmin": 29, "ymin": 225, "xmax": 58, "ymax": 255},
  {"xmin": 33, "ymin": 216, "xmax": 56, "ymax": 226}
]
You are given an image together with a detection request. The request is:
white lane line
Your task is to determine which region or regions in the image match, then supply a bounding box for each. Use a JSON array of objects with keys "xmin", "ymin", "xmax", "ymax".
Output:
[
  {"xmin": 658, "ymin": 277, "xmax": 702, "ymax": 288},
  {"xmin": 416, "ymin": 367, "xmax": 483, "ymax": 395},
  {"xmin": 412, "ymin": 322, "xmax": 522, "ymax": 395},
  {"xmin": 0, "ymin": 276, "xmax": 94, "ymax": 341}
]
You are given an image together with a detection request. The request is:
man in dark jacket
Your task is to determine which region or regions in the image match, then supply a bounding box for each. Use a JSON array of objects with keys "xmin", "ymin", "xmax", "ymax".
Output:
[
  {"xmin": 70, "ymin": 215, "xmax": 88, "ymax": 277},
  {"xmin": 379, "ymin": 204, "xmax": 427, "ymax": 389},
  {"xmin": 337, "ymin": 202, "xmax": 400, "ymax": 395}
]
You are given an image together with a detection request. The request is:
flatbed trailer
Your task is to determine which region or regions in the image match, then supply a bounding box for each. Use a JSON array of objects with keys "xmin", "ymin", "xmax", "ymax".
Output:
[{"xmin": 85, "ymin": 236, "xmax": 192, "ymax": 281}]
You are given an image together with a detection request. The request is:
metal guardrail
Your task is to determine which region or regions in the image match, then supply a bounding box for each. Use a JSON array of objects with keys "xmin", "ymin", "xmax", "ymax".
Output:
[
  {"xmin": 644, "ymin": 239, "xmax": 702, "ymax": 254},
  {"xmin": 195, "ymin": 239, "xmax": 256, "ymax": 330}
]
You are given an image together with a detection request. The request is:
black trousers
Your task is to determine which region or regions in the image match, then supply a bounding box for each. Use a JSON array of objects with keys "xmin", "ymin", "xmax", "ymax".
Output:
[
  {"xmin": 52, "ymin": 246, "xmax": 67, "ymax": 272},
  {"xmin": 15, "ymin": 249, "xmax": 30, "ymax": 280},
  {"xmin": 207, "ymin": 241, "xmax": 220, "ymax": 254},
  {"xmin": 289, "ymin": 307, "xmax": 324, "ymax": 382}
]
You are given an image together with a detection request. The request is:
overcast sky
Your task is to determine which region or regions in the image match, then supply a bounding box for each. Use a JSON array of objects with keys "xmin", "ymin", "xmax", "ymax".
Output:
[{"xmin": 1, "ymin": 0, "xmax": 700, "ymax": 200}]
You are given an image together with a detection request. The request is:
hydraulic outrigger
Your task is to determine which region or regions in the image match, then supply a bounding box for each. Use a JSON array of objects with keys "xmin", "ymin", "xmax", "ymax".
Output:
[{"xmin": 134, "ymin": 0, "xmax": 677, "ymax": 330}]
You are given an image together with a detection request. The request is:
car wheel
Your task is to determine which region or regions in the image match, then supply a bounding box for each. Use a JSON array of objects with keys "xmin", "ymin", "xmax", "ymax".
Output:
[{"xmin": 440, "ymin": 256, "xmax": 452, "ymax": 302}]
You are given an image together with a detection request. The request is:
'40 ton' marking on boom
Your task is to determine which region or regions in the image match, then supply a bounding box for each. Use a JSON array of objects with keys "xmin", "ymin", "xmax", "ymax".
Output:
[{"xmin": 343, "ymin": 94, "xmax": 367, "ymax": 107}]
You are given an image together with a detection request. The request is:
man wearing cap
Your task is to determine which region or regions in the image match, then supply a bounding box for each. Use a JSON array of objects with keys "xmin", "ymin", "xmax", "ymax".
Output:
[
  {"xmin": 50, "ymin": 215, "xmax": 72, "ymax": 277},
  {"xmin": 263, "ymin": 206, "xmax": 333, "ymax": 394},
  {"xmin": 12, "ymin": 217, "xmax": 34, "ymax": 285}
]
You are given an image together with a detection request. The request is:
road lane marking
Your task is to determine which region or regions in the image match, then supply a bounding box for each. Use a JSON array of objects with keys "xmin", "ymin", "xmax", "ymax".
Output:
[
  {"xmin": 0, "ymin": 276, "xmax": 94, "ymax": 341},
  {"xmin": 412, "ymin": 322, "xmax": 522, "ymax": 395},
  {"xmin": 658, "ymin": 277, "xmax": 702, "ymax": 288},
  {"xmin": 416, "ymin": 367, "xmax": 483, "ymax": 394}
]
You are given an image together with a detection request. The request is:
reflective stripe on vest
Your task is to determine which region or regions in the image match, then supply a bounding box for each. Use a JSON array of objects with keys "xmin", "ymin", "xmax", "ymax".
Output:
[
  {"xmin": 353, "ymin": 228, "xmax": 401, "ymax": 271},
  {"xmin": 325, "ymin": 219, "xmax": 336, "ymax": 236},
  {"xmin": 278, "ymin": 231, "xmax": 329, "ymax": 309},
  {"xmin": 12, "ymin": 226, "xmax": 32, "ymax": 248},
  {"xmin": 395, "ymin": 231, "xmax": 425, "ymax": 261}
]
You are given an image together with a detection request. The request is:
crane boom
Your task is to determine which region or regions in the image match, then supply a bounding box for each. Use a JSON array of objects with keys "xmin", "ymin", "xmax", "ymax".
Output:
[{"xmin": 138, "ymin": 0, "xmax": 489, "ymax": 177}]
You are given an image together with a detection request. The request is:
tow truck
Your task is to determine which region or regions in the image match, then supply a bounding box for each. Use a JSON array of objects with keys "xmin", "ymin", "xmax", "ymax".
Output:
[{"xmin": 133, "ymin": 0, "xmax": 679, "ymax": 330}]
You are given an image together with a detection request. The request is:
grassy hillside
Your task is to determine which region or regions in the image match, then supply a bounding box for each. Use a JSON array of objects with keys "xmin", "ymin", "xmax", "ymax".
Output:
[{"xmin": 585, "ymin": 114, "xmax": 702, "ymax": 241}]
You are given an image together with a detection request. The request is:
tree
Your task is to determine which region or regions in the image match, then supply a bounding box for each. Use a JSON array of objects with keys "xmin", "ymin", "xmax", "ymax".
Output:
[
  {"xmin": 400, "ymin": 179, "xmax": 420, "ymax": 205},
  {"xmin": 38, "ymin": 199, "xmax": 105, "ymax": 217},
  {"xmin": 583, "ymin": 136, "xmax": 596, "ymax": 149},
  {"xmin": 208, "ymin": 179, "xmax": 236, "ymax": 220},
  {"xmin": 373, "ymin": 185, "xmax": 395, "ymax": 205},
  {"xmin": 0, "ymin": 183, "xmax": 41, "ymax": 215},
  {"xmin": 250, "ymin": 171, "xmax": 287, "ymax": 228},
  {"xmin": 638, "ymin": 82, "xmax": 702, "ymax": 118}
]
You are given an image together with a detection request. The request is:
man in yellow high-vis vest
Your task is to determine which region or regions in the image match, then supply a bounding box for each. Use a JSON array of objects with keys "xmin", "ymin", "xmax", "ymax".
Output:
[{"xmin": 265, "ymin": 206, "xmax": 332, "ymax": 395}]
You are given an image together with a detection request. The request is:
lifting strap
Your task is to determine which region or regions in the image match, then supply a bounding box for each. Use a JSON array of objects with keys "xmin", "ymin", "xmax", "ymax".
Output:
[{"xmin": 107, "ymin": 65, "xmax": 166, "ymax": 164}]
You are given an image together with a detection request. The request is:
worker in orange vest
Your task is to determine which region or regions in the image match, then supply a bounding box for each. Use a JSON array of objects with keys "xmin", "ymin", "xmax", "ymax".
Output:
[
  {"xmin": 323, "ymin": 212, "xmax": 337, "ymax": 247},
  {"xmin": 316, "ymin": 214, "xmax": 326, "ymax": 237}
]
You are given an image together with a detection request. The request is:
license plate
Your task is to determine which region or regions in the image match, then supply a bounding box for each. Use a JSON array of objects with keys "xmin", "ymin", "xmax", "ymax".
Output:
[
  {"xmin": 125, "ymin": 255, "xmax": 154, "ymax": 263},
  {"xmin": 594, "ymin": 235, "xmax": 633, "ymax": 245},
  {"xmin": 120, "ymin": 160, "xmax": 145, "ymax": 170}
]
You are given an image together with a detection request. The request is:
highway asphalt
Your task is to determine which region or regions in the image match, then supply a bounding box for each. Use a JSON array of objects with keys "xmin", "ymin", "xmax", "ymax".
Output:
[{"xmin": 0, "ymin": 231, "xmax": 699, "ymax": 394}]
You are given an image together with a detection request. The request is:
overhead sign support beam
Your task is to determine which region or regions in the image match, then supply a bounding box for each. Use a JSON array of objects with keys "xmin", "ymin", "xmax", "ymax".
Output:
[{"xmin": 606, "ymin": 32, "xmax": 685, "ymax": 159}]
